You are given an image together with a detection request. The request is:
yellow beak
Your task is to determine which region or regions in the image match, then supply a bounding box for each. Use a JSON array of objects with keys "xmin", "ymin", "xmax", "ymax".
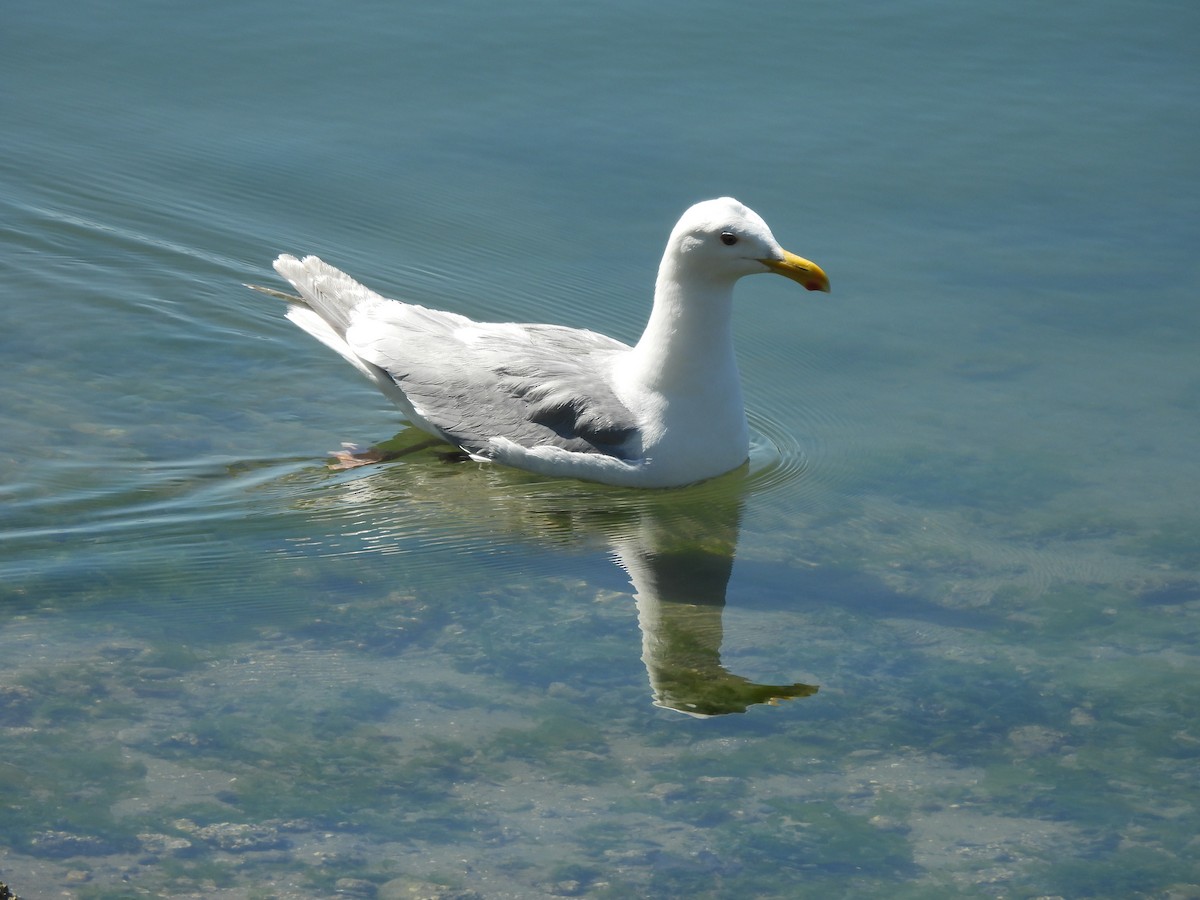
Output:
[{"xmin": 760, "ymin": 250, "xmax": 831, "ymax": 292}]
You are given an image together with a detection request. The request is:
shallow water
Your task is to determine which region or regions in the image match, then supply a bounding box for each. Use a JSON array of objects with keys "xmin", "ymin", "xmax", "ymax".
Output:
[{"xmin": 3, "ymin": 0, "xmax": 1199, "ymax": 897}]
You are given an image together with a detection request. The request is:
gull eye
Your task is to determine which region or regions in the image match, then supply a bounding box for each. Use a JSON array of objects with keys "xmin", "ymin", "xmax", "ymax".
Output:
[{"xmin": 720, "ymin": 232, "xmax": 738, "ymax": 246}]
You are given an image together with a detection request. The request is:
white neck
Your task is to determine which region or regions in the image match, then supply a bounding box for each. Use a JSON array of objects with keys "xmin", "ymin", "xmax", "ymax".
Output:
[
  {"xmin": 628, "ymin": 255, "xmax": 740, "ymax": 393},
  {"xmin": 612, "ymin": 241, "xmax": 751, "ymax": 480}
]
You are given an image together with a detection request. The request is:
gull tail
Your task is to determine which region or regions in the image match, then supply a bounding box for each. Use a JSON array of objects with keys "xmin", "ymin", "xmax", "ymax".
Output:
[
  {"xmin": 251, "ymin": 254, "xmax": 390, "ymax": 385},
  {"xmin": 269, "ymin": 254, "xmax": 383, "ymax": 337}
]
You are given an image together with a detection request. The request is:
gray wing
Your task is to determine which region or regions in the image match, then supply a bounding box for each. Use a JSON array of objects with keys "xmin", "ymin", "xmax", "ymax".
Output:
[{"xmin": 348, "ymin": 312, "xmax": 641, "ymax": 459}]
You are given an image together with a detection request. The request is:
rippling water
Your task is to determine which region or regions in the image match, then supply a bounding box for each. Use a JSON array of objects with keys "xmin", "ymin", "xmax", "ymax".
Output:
[{"xmin": 3, "ymin": 0, "xmax": 1198, "ymax": 897}]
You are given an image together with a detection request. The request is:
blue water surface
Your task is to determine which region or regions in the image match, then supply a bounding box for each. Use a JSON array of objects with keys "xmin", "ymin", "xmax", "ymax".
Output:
[{"xmin": 2, "ymin": 1, "xmax": 1198, "ymax": 897}]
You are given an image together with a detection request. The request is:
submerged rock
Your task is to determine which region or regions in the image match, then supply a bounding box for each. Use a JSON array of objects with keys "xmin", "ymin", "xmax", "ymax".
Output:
[
  {"xmin": 334, "ymin": 878, "xmax": 378, "ymax": 898},
  {"xmin": 377, "ymin": 878, "xmax": 483, "ymax": 900},
  {"xmin": 137, "ymin": 832, "xmax": 193, "ymax": 855},
  {"xmin": 28, "ymin": 830, "xmax": 120, "ymax": 858},
  {"xmin": 171, "ymin": 819, "xmax": 289, "ymax": 852}
]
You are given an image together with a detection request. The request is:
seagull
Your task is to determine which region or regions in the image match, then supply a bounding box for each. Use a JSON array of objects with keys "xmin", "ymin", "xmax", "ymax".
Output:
[{"xmin": 254, "ymin": 197, "xmax": 829, "ymax": 487}]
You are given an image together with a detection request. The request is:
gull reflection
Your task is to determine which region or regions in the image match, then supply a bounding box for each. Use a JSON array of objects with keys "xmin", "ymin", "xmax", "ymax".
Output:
[
  {"xmin": 291, "ymin": 431, "xmax": 818, "ymax": 717},
  {"xmin": 611, "ymin": 494, "xmax": 818, "ymax": 717}
]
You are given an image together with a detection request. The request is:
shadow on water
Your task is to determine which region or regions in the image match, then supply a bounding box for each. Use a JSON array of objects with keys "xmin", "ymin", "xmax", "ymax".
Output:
[{"xmin": 290, "ymin": 428, "xmax": 819, "ymax": 717}]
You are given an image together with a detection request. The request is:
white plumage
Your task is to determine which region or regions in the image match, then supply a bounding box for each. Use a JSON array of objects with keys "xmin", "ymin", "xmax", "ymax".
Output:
[{"xmin": 263, "ymin": 197, "xmax": 829, "ymax": 487}]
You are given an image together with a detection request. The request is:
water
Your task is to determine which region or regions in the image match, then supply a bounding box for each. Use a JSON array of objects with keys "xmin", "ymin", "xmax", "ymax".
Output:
[{"xmin": 2, "ymin": 0, "xmax": 1198, "ymax": 896}]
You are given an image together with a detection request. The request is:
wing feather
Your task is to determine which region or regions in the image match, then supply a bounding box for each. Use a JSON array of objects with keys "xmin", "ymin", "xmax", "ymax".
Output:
[
  {"xmin": 348, "ymin": 307, "xmax": 640, "ymax": 458},
  {"xmin": 269, "ymin": 254, "xmax": 642, "ymax": 460}
]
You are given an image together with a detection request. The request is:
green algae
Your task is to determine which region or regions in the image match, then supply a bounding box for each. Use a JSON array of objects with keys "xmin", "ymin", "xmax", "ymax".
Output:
[
  {"xmin": 0, "ymin": 733, "xmax": 145, "ymax": 854},
  {"xmin": 1028, "ymin": 846, "xmax": 1200, "ymax": 899},
  {"xmin": 1123, "ymin": 516, "xmax": 1200, "ymax": 570}
]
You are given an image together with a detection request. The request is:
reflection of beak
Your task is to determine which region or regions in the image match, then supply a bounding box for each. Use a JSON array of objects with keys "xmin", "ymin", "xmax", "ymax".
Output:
[{"xmin": 760, "ymin": 250, "xmax": 831, "ymax": 292}]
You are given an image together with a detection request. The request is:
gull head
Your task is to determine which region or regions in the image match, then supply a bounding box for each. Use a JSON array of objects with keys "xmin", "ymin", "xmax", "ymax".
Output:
[{"xmin": 667, "ymin": 197, "xmax": 830, "ymax": 292}]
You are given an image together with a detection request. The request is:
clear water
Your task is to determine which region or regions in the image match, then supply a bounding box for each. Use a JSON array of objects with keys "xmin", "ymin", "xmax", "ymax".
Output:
[{"xmin": 3, "ymin": 0, "xmax": 1198, "ymax": 897}]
